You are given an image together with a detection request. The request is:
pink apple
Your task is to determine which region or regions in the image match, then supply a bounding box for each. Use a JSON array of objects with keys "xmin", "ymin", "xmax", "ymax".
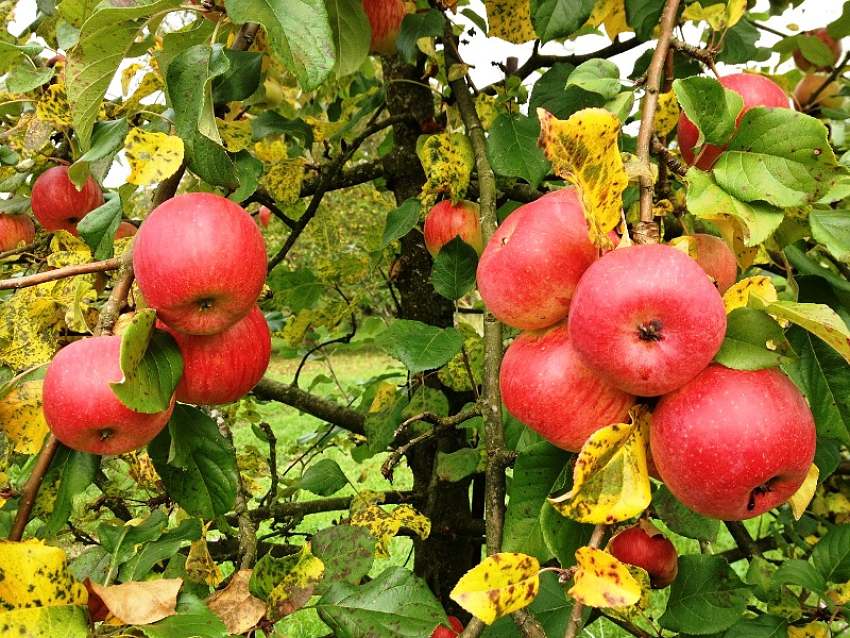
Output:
[
  {"xmin": 568, "ymin": 244, "xmax": 726, "ymax": 397},
  {"xmin": 477, "ymin": 188, "xmax": 598, "ymax": 331},
  {"xmin": 30, "ymin": 166, "xmax": 104, "ymax": 234},
  {"xmin": 691, "ymin": 233, "xmax": 737, "ymax": 293},
  {"xmin": 158, "ymin": 304, "xmax": 271, "ymax": 405},
  {"xmin": 794, "ymin": 28, "xmax": 841, "ymax": 71},
  {"xmin": 115, "ymin": 221, "xmax": 137, "ymax": 239},
  {"xmin": 0, "ymin": 213, "xmax": 35, "ymax": 251},
  {"xmin": 43, "ymin": 336, "xmax": 174, "ymax": 455},
  {"xmin": 608, "ymin": 522, "xmax": 678, "ymax": 588},
  {"xmin": 431, "ymin": 616, "xmax": 464, "ymax": 638},
  {"xmin": 424, "ymin": 200, "xmax": 483, "ymax": 256},
  {"xmin": 133, "ymin": 193, "xmax": 267, "ymax": 335},
  {"xmin": 500, "ymin": 322, "xmax": 635, "ymax": 452},
  {"xmin": 677, "ymin": 73, "xmax": 789, "ymax": 170},
  {"xmin": 257, "ymin": 205, "xmax": 272, "ymax": 228},
  {"xmin": 363, "ymin": 0, "xmax": 407, "ymax": 55},
  {"xmin": 651, "ymin": 365, "xmax": 816, "ymax": 520}
]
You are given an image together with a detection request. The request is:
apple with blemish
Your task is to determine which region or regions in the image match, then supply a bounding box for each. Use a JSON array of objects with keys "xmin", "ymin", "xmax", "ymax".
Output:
[
  {"xmin": 31, "ymin": 166, "xmax": 104, "ymax": 234},
  {"xmin": 0, "ymin": 213, "xmax": 35, "ymax": 251},
  {"xmin": 794, "ymin": 28, "xmax": 841, "ymax": 71},
  {"xmin": 424, "ymin": 199, "xmax": 483, "ymax": 256},
  {"xmin": 363, "ymin": 0, "xmax": 408, "ymax": 55},
  {"xmin": 691, "ymin": 233, "xmax": 737, "ymax": 293},
  {"xmin": 608, "ymin": 522, "xmax": 678, "ymax": 588},
  {"xmin": 650, "ymin": 365, "xmax": 816, "ymax": 520}
]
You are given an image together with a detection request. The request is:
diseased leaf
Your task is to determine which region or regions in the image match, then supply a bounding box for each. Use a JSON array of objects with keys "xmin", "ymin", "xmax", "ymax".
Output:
[
  {"xmin": 186, "ymin": 537, "xmax": 223, "ymax": 586},
  {"xmin": 0, "ymin": 380, "xmax": 50, "ymax": 454},
  {"xmin": 350, "ymin": 500, "xmax": 430, "ymax": 558},
  {"xmin": 569, "ymin": 547, "xmax": 641, "ymax": 608},
  {"xmin": 124, "ymin": 128, "xmax": 184, "ymax": 186},
  {"xmin": 311, "ymin": 526, "xmax": 376, "ymax": 593},
  {"xmin": 483, "ymin": 0, "xmax": 536, "ymax": 43},
  {"xmin": 417, "ymin": 133, "xmax": 475, "ymax": 208},
  {"xmin": 0, "ymin": 605, "xmax": 89, "ymax": 637},
  {"xmin": 206, "ymin": 570, "xmax": 265, "ymax": 636},
  {"xmin": 250, "ymin": 545, "xmax": 324, "ymax": 621},
  {"xmin": 722, "ymin": 276, "xmax": 778, "ymax": 314},
  {"xmin": 0, "ymin": 540, "xmax": 88, "ymax": 609},
  {"xmin": 450, "ymin": 553, "xmax": 540, "ymax": 624}
]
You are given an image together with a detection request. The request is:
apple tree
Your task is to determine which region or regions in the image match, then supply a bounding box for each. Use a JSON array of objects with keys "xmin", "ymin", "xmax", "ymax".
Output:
[{"xmin": 1, "ymin": 0, "xmax": 850, "ymax": 636}]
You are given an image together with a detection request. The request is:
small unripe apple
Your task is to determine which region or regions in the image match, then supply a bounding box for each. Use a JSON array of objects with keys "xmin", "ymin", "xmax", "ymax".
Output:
[
  {"xmin": 158, "ymin": 305, "xmax": 271, "ymax": 405},
  {"xmin": 424, "ymin": 200, "xmax": 483, "ymax": 256},
  {"xmin": 257, "ymin": 206, "xmax": 272, "ymax": 228},
  {"xmin": 115, "ymin": 221, "xmax": 137, "ymax": 239},
  {"xmin": 650, "ymin": 365, "xmax": 816, "ymax": 520},
  {"xmin": 608, "ymin": 522, "xmax": 678, "ymax": 588},
  {"xmin": 794, "ymin": 28, "xmax": 841, "ymax": 71},
  {"xmin": 794, "ymin": 73, "xmax": 843, "ymax": 110},
  {"xmin": 43, "ymin": 336, "xmax": 175, "ymax": 455},
  {"xmin": 0, "ymin": 213, "xmax": 35, "ymax": 251},
  {"xmin": 431, "ymin": 616, "xmax": 464, "ymax": 638},
  {"xmin": 500, "ymin": 321, "xmax": 635, "ymax": 452},
  {"xmin": 568, "ymin": 244, "xmax": 726, "ymax": 397},
  {"xmin": 691, "ymin": 233, "xmax": 737, "ymax": 293},
  {"xmin": 133, "ymin": 193, "xmax": 267, "ymax": 336},
  {"xmin": 677, "ymin": 73, "xmax": 789, "ymax": 170},
  {"xmin": 31, "ymin": 166, "xmax": 104, "ymax": 235},
  {"xmin": 363, "ymin": 0, "xmax": 407, "ymax": 55},
  {"xmin": 477, "ymin": 188, "xmax": 598, "ymax": 331}
]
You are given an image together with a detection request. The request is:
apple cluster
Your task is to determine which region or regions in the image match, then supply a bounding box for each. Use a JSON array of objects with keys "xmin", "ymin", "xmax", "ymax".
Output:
[{"xmin": 42, "ymin": 192, "xmax": 271, "ymax": 456}]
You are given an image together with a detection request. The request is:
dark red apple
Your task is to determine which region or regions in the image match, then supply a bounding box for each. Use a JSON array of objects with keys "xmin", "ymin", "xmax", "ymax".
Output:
[
  {"xmin": 424, "ymin": 199, "xmax": 483, "ymax": 256},
  {"xmin": 30, "ymin": 166, "xmax": 104, "ymax": 235},
  {"xmin": 477, "ymin": 188, "xmax": 598, "ymax": 331},
  {"xmin": 794, "ymin": 28, "xmax": 841, "ymax": 71},
  {"xmin": 691, "ymin": 233, "xmax": 737, "ymax": 293},
  {"xmin": 650, "ymin": 365, "xmax": 816, "ymax": 520},
  {"xmin": 567, "ymin": 244, "xmax": 726, "ymax": 397},
  {"xmin": 42, "ymin": 336, "xmax": 175, "ymax": 455},
  {"xmin": 115, "ymin": 221, "xmax": 137, "ymax": 239},
  {"xmin": 257, "ymin": 205, "xmax": 272, "ymax": 228},
  {"xmin": 158, "ymin": 304, "xmax": 271, "ymax": 405},
  {"xmin": 608, "ymin": 522, "xmax": 678, "ymax": 588},
  {"xmin": 431, "ymin": 616, "xmax": 464, "ymax": 638},
  {"xmin": 500, "ymin": 322, "xmax": 635, "ymax": 452},
  {"xmin": 363, "ymin": 0, "xmax": 407, "ymax": 55},
  {"xmin": 0, "ymin": 213, "xmax": 35, "ymax": 251},
  {"xmin": 133, "ymin": 193, "xmax": 267, "ymax": 335},
  {"xmin": 677, "ymin": 73, "xmax": 789, "ymax": 170}
]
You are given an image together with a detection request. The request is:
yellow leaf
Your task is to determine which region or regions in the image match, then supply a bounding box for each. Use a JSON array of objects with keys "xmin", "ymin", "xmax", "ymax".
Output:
[
  {"xmin": 0, "ymin": 605, "xmax": 89, "ymax": 637},
  {"xmin": 537, "ymin": 108, "xmax": 627, "ymax": 246},
  {"xmin": 186, "ymin": 538, "xmax": 223, "ymax": 586},
  {"xmin": 261, "ymin": 158, "xmax": 305, "ymax": 205},
  {"xmin": 35, "ymin": 83, "xmax": 72, "ymax": 127},
  {"xmin": 569, "ymin": 547, "xmax": 641, "ymax": 608},
  {"xmin": 0, "ymin": 472, "xmax": 7, "ymax": 508},
  {"xmin": 251, "ymin": 545, "xmax": 325, "ymax": 622},
  {"xmin": 124, "ymin": 128, "xmax": 184, "ymax": 186},
  {"xmin": 788, "ymin": 622, "xmax": 829, "ymax": 638},
  {"xmin": 368, "ymin": 381, "xmax": 398, "ymax": 413},
  {"xmin": 0, "ymin": 380, "xmax": 50, "ymax": 454},
  {"xmin": 450, "ymin": 553, "xmax": 540, "ymax": 624},
  {"xmin": 120, "ymin": 73, "xmax": 164, "ymax": 115},
  {"xmin": 827, "ymin": 581, "xmax": 850, "ymax": 605},
  {"xmin": 48, "ymin": 230, "xmax": 92, "ymax": 267},
  {"xmin": 350, "ymin": 502, "xmax": 430, "ymax": 558},
  {"xmin": 602, "ymin": 563, "xmax": 650, "ymax": 621},
  {"xmin": 586, "ymin": 0, "xmax": 630, "ymax": 39},
  {"xmin": 254, "ymin": 138, "xmax": 287, "ymax": 163},
  {"xmin": 0, "ymin": 289, "xmax": 60, "ymax": 370},
  {"xmin": 669, "ymin": 235, "xmax": 699, "ymax": 260},
  {"xmin": 475, "ymin": 93, "xmax": 499, "ymax": 129},
  {"xmin": 682, "ymin": 2, "xmax": 728, "ymax": 30},
  {"xmin": 217, "ymin": 119, "xmax": 253, "ymax": 152},
  {"xmin": 483, "ymin": 0, "xmax": 537, "ymax": 44},
  {"xmin": 725, "ymin": 0, "xmax": 746, "ymax": 28},
  {"xmin": 548, "ymin": 408, "xmax": 651, "ymax": 524},
  {"xmin": 722, "ymin": 276, "xmax": 778, "ymax": 313},
  {"xmin": 304, "ymin": 116, "xmax": 341, "ymax": 144},
  {"xmin": 759, "ymin": 300, "xmax": 850, "ymax": 365},
  {"xmin": 0, "ymin": 540, "xmax": 88, "ymax": 609},
  {"xmin": 417, "ymin": 132, "xmax": 475, "ymax": 208},
  {"xmin": 788, "ymin": 464, "xmax": 819, "ymax": 521},
  {"xmin": 653, "ymin": 91, "xmax": 680, "ymax": 137},
  {"xmin": 282, "ymin": 309, "xmax": 312, "ymax": 347},
  {"xmin": 120, "ymin": 62, "xmax": 144, "ymax": 96}
]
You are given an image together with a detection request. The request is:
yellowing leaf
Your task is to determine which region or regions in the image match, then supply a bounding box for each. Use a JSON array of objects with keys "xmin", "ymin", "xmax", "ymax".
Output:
[
  {"xmin": 654, "ymin": 91, "xmax": 680, "ymax": 137},
  {"xmin": 48, "ymin": 230, "xmax": 92, "ymax": 267},
  {"xmin": 186, "ymin": 537, "xmax": 223, "ymax": 586},
  {"xmin": 722, "ymin": 276, "xmax": 778, "ymax": 313},
  {"xmin": 217, "ymin": 119, "xmax": 253, "ymax": 152},
  {"xmin": 0, "ymin": 605, "xmax": 89, "ymax": 637},
  {"xmin": 788, "ymin": 622, "xmax": 829, "ymax": 638},
  {"xmin": 261, "ymin": 158, "xmax": 305, "ymax": 205},
  {"xmin": 548, "ymin": 408, "xmax": 651, "ymax": 524},
  {"xmin": 350, "ymin": 501, "xmax": 430, "ymax": 558},
  {"xmin": 282, "ymin": 309, "xmax": 313, "ymax": 347},
  {"xmin": 417, "ymin": 132, "xmax": 475, "ymax": 208},
  {"xmin": 35, "ymin": 83, "xmax": 72, "ymax": 127},
  {"xmin": 788, "ymin": 464, "xmax": 819, "ymax": 521},
  {"xmin": 569, "ymin": 547, "xmax": 641, "ymax": 608},
  {"xmin": 124, "ymin": 128, "xmax": 184, "ymax": 186},
  {"xmin": 88, "ymin": 578, "xmax": 181, "ymax": 625},
  {"xmin": 760, "ymin": 300, "xmax": 850, "ymax": 365},
  {"xmin": 483, "ymin": 0, "xmax": 537, "ymax": 43},
  {"xmin": 120, "ymin": 73, "xmax": 164, "ymax": 115},
  {"xmin": 450, "ymin": 553, "xmax": 540, "ymax": 624},
  {"xmin": 267, "ymin": 546, "xmax": 324, "ymax": 621},
  {"xmin": 725, "ymin": 0, "xmax": 746, "ymax": 28},
  {"xmin": 602, "ymin": 0, "xmax": 629, "ymax": 39},
  {"xmin": 254, "ymin": 138, "xmax": 287, "ymax": 163},
  {"xmin": 120, "ymin": 63, "xmax": 144, "ymax": 95},
  {"xmin": 602, "ymin": 564, "xmax": 650, "ymax": 622},
  {"xmin": 369, "ymin": 381, "xmax": 398, "ymax": 413},
  {"xmin": 537, "ymin": 108, "xmax": 627, "ymax": 246},
  {"xmin": 669, "ymin": 235, "xmax": 699, "ymax": 260},
  {"xmin": 206, "ymin": 569, "xmax": 265, "ymax": 635},
  {"xmin": 682, "ymin": 1, "xmax": 728, "ymax": 30},
  {"xmin": 0, "ymin": 380, "xmax": 50, "ymax": 454},
  {"xmin": 827, "ymin": 581, "xmax": 850, "ymax": 605},
  {"xmin": 0, "ymin": 540, "xmax": 88, "ymax": 609}
]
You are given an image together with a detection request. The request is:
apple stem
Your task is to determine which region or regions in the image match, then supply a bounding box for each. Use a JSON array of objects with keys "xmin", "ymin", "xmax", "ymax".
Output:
[{"xmin": 8, "ymin": 434, "xmax": 60, "ymax": 541}]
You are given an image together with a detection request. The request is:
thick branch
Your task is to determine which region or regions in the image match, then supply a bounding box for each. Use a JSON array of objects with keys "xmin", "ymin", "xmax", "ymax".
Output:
[
  {"xmin": 8, "ymin": 435, "xmax": 60, "ymax": 541},
  {"xmin": 255, "ymin": 490, "xmax": 416, "ymax": 522},
  {"xmin": 0, "ymin": 257, "xmax": 121, "ymax": 290},
  {"xmin": 232, "ymin": 22, "xmax": 260, "ymax": 51},
  {"xmin": 725, "ymin": 521, "xmax": 761, "ymax": 558},
  {"xmin": 299, "ymin": 160, "xmax": 385, "ymax": 197}
]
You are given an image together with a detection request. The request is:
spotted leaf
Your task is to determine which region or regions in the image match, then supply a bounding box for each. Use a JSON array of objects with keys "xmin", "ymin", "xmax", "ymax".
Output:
[
  {"xmin": 483, "ymin": 0, "xmax": 536, "ymax": 43},
  {"xmin": 450, "ymin": 552, "xmax": 540, "ymax": 624},
  {"xmin": 570, "ymin": 547, "xmax": 641, "ymax": 608},
  {"xmin": 759, "ymin": 299, "xmax": 850, "ymax": 365},
  {"xmin": 186, "ymin": 537, "xmax": 223, "ymax": 586},
  {"xmin": 788, "ymin": 622, "xmax": 830, "ymax": 638},
  {"xmin": 0, "ymin": 380, "xmax": 50, "ymax": 454},
  {"xmin": 0, "ymin": 540, "xmax": 88, "ymax": 610},
  {"xmin": 217, "ymin": 119, "xmax": 253, "ymax": 152},
  {"xmin": 250, "ymin": 545, "xmax": 325, "ymax": 621},
  {"xmin": 722, "ymin": 276, "xmax": 778, "ymax": 314},
  {"xmin": 653, "ymin": 91, "xmax": 680, "ymax": 137},
  {"xmin": 417, "ymin": 132, "xmax": 475, "ymax": 208},
  {"xmin": 124, "ymin": 128, "xmax": 184, "ymax": 186},
  {"xmin": 350, "ymin": 501, "xmax": 430, "ymax": 558},
  {"xmin": 261, "ymin": 158, "xmax": 305, "ymax": 205}
]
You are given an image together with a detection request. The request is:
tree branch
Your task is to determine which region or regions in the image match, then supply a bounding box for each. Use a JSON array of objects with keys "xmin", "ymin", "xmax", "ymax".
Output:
[
  {"xmin": 8, "ymin": 435, "xmax": 60, "ymax": 541},
  {"xmin": 564, "ymin": 524, "xmax": 607, "ymax": 638},
  {"xmin": 0, "ymin": 257, "xmax": 121, "ymax": 291},
  {"xmin": 254, "ymin": 490, "xmax": 417, "ymax": 522},
  {"xmin": 232, "ymin": 22, "xmax": 260, "ymax": 51},
  {"xmin": 725, "ymin": 521, "xmax": 762, "ymax": 558},
  {"xmin": 803, "ymin": 51, "xmax": 850, "ymax": 108}
]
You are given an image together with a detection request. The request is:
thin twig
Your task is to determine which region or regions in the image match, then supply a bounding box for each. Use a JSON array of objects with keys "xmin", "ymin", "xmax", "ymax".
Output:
[
  {"xmin": 651, "ymin": 136, "xmax": 688, "ymax": 177},
  {"xmin": 804, "ymin": 51, "xmax": 850, "ymax": 107},
  {"xmin": 258, "ymin": 422, "xmax": 278, "ymax": 509},
  {"xmin": 0, "ymin": 236, "xmax": 48, "ymax": 260},
  {"xmin": 746, "ymin": 18, "xmax": 790, "ymax": 39},
  {"xmin": 8, "ymin": 435, "xmax": 60, "ymax": 541},
  {"xmin": 0, "ymin": 256, "xmax": 121, "ymax": 290},
  {"xmin": 564, "ymin": 524, "xmax": 607, "ymax": 638},
  {"xmin": 292, "ymin": 287, "xmax": 356, "ymax": 387}
]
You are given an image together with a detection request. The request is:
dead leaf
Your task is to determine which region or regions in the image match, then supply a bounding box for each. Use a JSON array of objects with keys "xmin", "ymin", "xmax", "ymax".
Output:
[
  {"xmin": 88, "ymin": 578, "xmax": 182, "ymax": 625},
  {"xmin": 207, "ymin": 570, "xmax": 265, "ymax": 635}
]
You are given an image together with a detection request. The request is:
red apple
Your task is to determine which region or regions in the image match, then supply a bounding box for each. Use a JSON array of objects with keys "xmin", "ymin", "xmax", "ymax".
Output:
[
  {"xmin": 363, "ymin": 0, "xmax": 407, "ymax": 55},
  {"xmin": 794, "ymin": 28, "xmax": 841, "ymax": 71},
  {"xmin": 431, "ymin": 616, "xmax": 464, "ymax": 638},
  {"xmin": 30, "ymin": 166, "xmax": 104, "ymax": 234},
  {"xmin": 567, "ymin": 244, "xmax": 726, "ymax": 397},
  {"xmin": 500, "ymin": 322, "xmax": 635, "ymax": 452},
  {"xmin": 115, "ymin": 221, "xmax": 137, "ymax": 239},
  {"xmin": 794, "ymin": 73, "xmax": 843, "ymax": 110},
  {"xmin": 0, "ymin": 213, "xmax": 35, "ymax": 251},
  {"xmin": 158, "ymin": 304, "xmax": 271, "ymax": 405},
  {"xmin": 650, "ymin": 365, "xmax": 816, "ymax": 520},
  {"xmin": 424, "ymin": 199, "xmax": 483, "ymax": 256},
  {"xmin": 477, "ymin": 188, "xmax": 598, "ymax": 331},
  {"xmin": 257, "ymin": 205, "xmax": 272, "ymax": 228},
  {"xmin": 42, "ymin": 336, "xmax": 175, "ymax": 455},
  {"xmin": 608, "ymin": 522, "xmax": 678, "ymax": 588},
  {"xmin": 133, "ymin": 193, "xmax": 267, "ymax": 336},
  {"xmin": 691, "ymin": 233, "xmax": 737, "ymax": 293},
  {"xmin": 677, "ymin": 73, "xmax": 790, "ymax": 170}
]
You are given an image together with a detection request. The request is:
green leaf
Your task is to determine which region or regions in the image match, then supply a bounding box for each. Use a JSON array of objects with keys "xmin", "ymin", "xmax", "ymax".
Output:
[
  {"xmin": 0, "ymin": 605, "xmax": 89, "ymax": 638},
  {"xmin": 66, "ymin": 0, "xmax": 183, "ymax": 150},
  {"xmin": 298, "ymin": 459, "xmax": 347, "ymax": 496},
  {"xmin": 154, "ymin": 17, "xmax": 214, "ymax": 82},
  {"xmin": 317, "ymin": 566, "xmax": 447, "ymax": 638},
  {"xmin": 224, "ymin": 0, "xmax": 334, "ymax": 91},
  {"xmin": 720, "ymin": 615, "xmax": 787, "ymax": 638},
  {"xmin": 363, "ymin": 393, "xmax": 406, "ymax": 457},
  {"xmin": 431, "ymin": 236, "xmax": 478, "ymax": 301},
  {"xmin": 40, "ymin": 449, "xmax": 98, "ymax": 539},
  {"xmin": 530, "ymin": 63, "xmax": 607, "ymax": 121},
  {"xmin": 252, "ymin": 111, "xmax": 314, "ymax": 146},
  {"xmin": 486, "ymin": 113, "xmax": 550, "ymax": 188},
  {"xmin": 530, "ymin": 0, "xmax": 595, "ymax": 43},
  {"xmin": 5, "ymin": 65, "xmax": 53, "ymax": 93},
  {"xmin": 138, "ymin": 593, "xmax": 227, "ymax": 638},
  {"xmin": 811, "ymin": 524, "xmax": 850, "ymax": 583},
  {"xmin": 166, "ymin": 43, "xmax": 238, "ymax": 188},
  {"xmin": 624, "ymin": 0, "xmax": 665, "ymax": 40},
  {"xmin": 714, "ymin": 307, "xmax": 792, "ymax": 371},
  {"xmin": 109, "ymin": 310, "xmax": 183, "ymax": 414},
  {"xmin": 672, "ymin": 77, "xmax": 744, "ymax": 147},
  {"xmin": 230, "ymin": 149, "xmax": 264, "ymax": 202},
  {"xmin": 76, "ymin": 197, "xmax": 122, "ymax": 260},
  {"xmin": 267, "ymin": 267, "xmax": 323, "ymax": 311},
  {"xmin": 810, "ymin": 209, "xmax": 850, "ymax": 263},
  {"xmin": 382, "ymin": 198, "xmax": 421, "ymax": 247},
  {"xmin": 326, "ymin": 0, "xmax": 370, "ymax": 77},
  {"xmin": 760, "ymin": 299, "xmax": 850, "ymax": 365},
  {"xmin": 773, "ymin": 559, "xmax": 826, "ymax": 593},
  {"xmin": 120, "ymin": 518, "xmax": 203, "ymax": 581},
  {"xmin": 148, "ymin": 405, "xmax": 239, "ymax": 519},
  {"xmin": 376, "ymin": 320, "xmax": 464, "ymax": 373},
  {"xmin": 311, "ymin": 525, "xmax": 376, "ymax": 594},
  {"xmin": 714, "ymin": 108, "xmax": 843, "ymax": 208},
  {"xmin": 685, "ymin": 168, "xmax": 784, "ymax": 246},
  {"xmin": 829, "ymin": 0, "xmax": 850, "ymax": 38},
  {"xmin": 660, "ymin": 555, "xmax": 749, "ymax": 635},
  {"xmin": 796, "ymin": 34, "xmax": 835, "ymax": 67},
  {"xmin": 211, "ymin": 50, "xmax": 263, "ymax": 103},
  {"xmin": 98, "ymin": 510, "xmax": 169, "ymax": 574},
  {"xmin": 717, "ymin": 20, "xmax": 770, "ymax": 65},
  {"xmin": 397, "ymin": 10, "xmax": 443, "ymax": 63},
  {"xmin": 652, "ymin": 484, "xmax": 721, "ymax": 542},
  {"xmin": 436, "ymin": 448, "xmax": 481, "ymax": 482},
  {"xmin": 401, "ymin": 385, "xmax": 450, "ymax": 421},
  {"xmin": 566, "ymin": 58, "xmax": 622, "ymax": 100},
  {"xmin": 539, "ymin": 501, "xmax": 594, "ymax": 568},
  {"xmin": 0, "ymin": 41, "xmax": 43, "ymax": 74},
  {"xmin": 69, "ymin": 118, "xmax": 129, "ymax": 188}
]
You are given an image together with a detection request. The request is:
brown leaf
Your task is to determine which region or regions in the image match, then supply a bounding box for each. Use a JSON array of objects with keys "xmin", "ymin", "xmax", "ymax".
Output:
[
  {"xmin": 88, "ymin": 578, "xmax": 182, "ymax": 625},
  {"xmin": 207, "ymin": 570, "xmax": 266, "ymax": 635}
]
